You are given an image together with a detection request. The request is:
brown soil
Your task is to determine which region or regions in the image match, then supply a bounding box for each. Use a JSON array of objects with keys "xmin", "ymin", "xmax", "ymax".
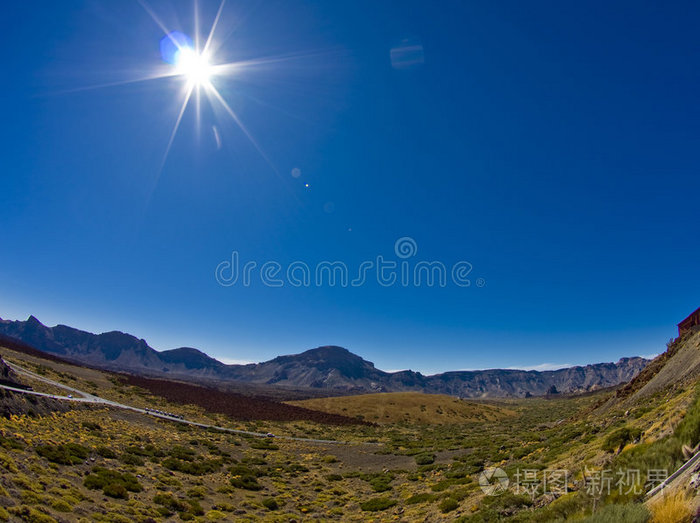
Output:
[{"xmin": 120, "ymin": 373, "xmax": 373, "ymax": 426}]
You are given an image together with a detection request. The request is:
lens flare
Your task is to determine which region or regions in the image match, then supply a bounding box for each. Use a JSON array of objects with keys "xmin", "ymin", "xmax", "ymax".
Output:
[
  {"xmin": 140, "ymin": 1, "xmax": 279, "ymax": 177},
  {"xmin": 175, "ymin": 47, "xmax": 212, "ymax": 85},
  {"xmin": 159, "ymin": 31, "xmax": 192, "ymax": 64}
]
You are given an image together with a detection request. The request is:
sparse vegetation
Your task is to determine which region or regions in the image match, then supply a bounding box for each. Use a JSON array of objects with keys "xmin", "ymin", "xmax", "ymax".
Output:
[
  {"xmin": 83, "ymin": 467, "xmax": 142, "ymax": 498},
  {"xmin": 573, "ymin": 503, "xmax": 651, "ymax": 522},
  {"xmin": 415, "ymin": 452, "xmax": 435, "ymax": 465},
  {"xmin": 35, "ymin": 443, "xmax": 89, "ymax": 465},
  {"xmin": 649, "ymin": 490, "xmax": 692, "ymax": 523},
  {"xmin": 261, "ymin": 497, "xmax": 279, "ymax": 510},
  {"xmin": 289, "ymin": 391, "xmax": 513, "ymax": 424},
  {"xmin": 1, "ymin": 333, "xmax": 699, "ymax": 521},
  {"xmin": 439, "ymin": 497, "xmax": 460, "ymax": 513},
  {"xmin": 360, "ymin": 496, "xmax": 397, "ymax": 511},
  {"xmin": 95, "ymin": 446, "xmax": 117, "ymax": 458},
  {"xmin": 602, "ymin": 426, "xmax": 643, "ymax": 453}
]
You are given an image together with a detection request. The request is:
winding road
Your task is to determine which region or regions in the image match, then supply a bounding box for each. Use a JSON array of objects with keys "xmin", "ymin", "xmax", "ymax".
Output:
[{"xmin": 1, "ymin": 360, "xmax": 368, "ymax": 446}]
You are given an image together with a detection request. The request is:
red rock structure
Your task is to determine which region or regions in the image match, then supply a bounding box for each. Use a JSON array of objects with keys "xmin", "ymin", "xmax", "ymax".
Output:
[{"xmin": 678, "ymin": 307, "xmax": 700, "ymax": 336}]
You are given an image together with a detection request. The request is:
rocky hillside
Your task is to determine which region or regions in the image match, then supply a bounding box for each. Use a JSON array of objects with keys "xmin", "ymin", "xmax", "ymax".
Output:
[
  {"xmin": 0, "ymin": 355, "xmax": 17, "ymax": 383},
  {"xmin": 394, "ymin": 359, "xmax": 647, "ymax": 397},
  {"xmin": 0, "ymin": 315, "xmax": 649, "ymax": 397},
  {"xmin": 599, "ymin": 327, "xmax": 700, "ymax": 413}
]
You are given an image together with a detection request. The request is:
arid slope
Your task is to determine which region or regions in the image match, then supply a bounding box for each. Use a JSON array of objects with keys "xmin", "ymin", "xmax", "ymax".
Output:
[{"xmin": 288, "ymin": 391, "xmax": 514, "ymax": 424}]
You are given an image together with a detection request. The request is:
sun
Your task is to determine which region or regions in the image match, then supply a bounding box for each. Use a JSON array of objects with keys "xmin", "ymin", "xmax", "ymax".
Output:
[
  {"xmin": 175, "ymin": 47, "xmax": 212, "ymax": 86},
  {"xmin": 145, "ymin": 4, "xmax": 272, "ymax": 172}
]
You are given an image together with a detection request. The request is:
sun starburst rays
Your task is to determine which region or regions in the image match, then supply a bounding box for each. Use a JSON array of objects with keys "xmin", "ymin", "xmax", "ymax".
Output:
[
  {"xmin": 160, "ymin": 82, "xmax": 195, "ymax": 174},
  {"xmin": 52, "ymin": 0, "xmax": 329, "ymax": 191},
  {"xmin": 137, "ymin": 0, "xmax": 272, "ymax": 175}
]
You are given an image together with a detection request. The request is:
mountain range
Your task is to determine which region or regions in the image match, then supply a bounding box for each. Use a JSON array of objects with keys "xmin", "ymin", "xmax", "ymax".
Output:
[{"xmin": 0, "ymin": 315, "xmax": 649, "ymax": 398}]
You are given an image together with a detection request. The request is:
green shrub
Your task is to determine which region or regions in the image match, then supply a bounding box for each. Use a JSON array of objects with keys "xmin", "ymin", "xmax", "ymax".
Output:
[
  {"xmin": 35, "ymin": 443, "xmax": 89, "ymax": 465},
  {"xmin": 121, "ymin": 453, "xmax": 144, "ymax": 466},
  {"xmin": 83, "ymin": 467, "xmax": 142, "ymax": 498},
  {"xmin": 528, "ymin": 491, "xmax": 591, "ymax": 521},
  {"xmin": 283, "ymin": 463, "xmax": 308, "ymax": 475},
  {"xmin": 406, "ymin": 492, "xmax": 436, "ymax": 504},
  {"xmin": 125, "ymin": 444, "xmax": 164, "ymax": 458},
  {"xmin": 477, "ymin": 492, "xmax": 533, "ymax": 519},
  {"xmin": 0, "ymin": 451, "xmax": 17, "ymax": 472},
  {"xmin": 161, "ymin": 499, "xmax": 204, "ymax": 520},
  {"xmin": 250, "ymin": 440, "xmax": 279, "ymax": 450},
  {"xmin": 162, "ymin": 457, "xmax": 222, "ymax": 475},
  {"xmin": 81, "ymin": 421, "xmax": 101, "ymax": 432},
  {"xmin": 153, "ymin": 493, "xmax": 188, "ymax": 513},
  {"xmin": 102, "ymin": 483, "xmax": 128, "ymax": 499},
  {"xmin": 9, "ymin": 506, "xmax": 57, "ymax": 523},
  {"xmin": 440, "ymin": 497, "xmax": 460, "ymax": 513},
  {"xmin": 186, "ymin": 486, "xmax": 207, "ymax": 499},
  {"xmin": 95, "ymin": 446, "xmax": 117, "ymax": 459},
  {"xmin": 229, "ymin": 475, "xmax": 261, "ymax": 491},
  {"xmin": 20, "ymin": 490, "xmax": 43, "ymax": 504},
  {"xmin": 188, "ymin": 500, "xmax": 205, "ymax": 516},
  {"xmin": 211, "ymin": 503, "xmax": 234, "ymax": 512},
  {"xmin": 233, "ymin": 463, "xmax": 271, "ymax": 478},
  {"xmin": 364, "ymin": 473, "xmax": 394, "ymax": 493},
  {"xmin": 431, "ymin": 476, "xmax": 472, "ymax": 492},
  {"xmin": 262, "ymin": 498, "xmax": 279, "ymax": 510},
  {"xmin": 168, "ymin": 446, "xmax": 196, "ymax": 461},
  {"xmin": 360, "ymin": 497, "xmax": 397, "ymax": 512},
  {"xmin": 49, "ymin": 499, "xmax": 72, "ymax": 512},
  {"xmin": 0, "ymin": 435, "xmax": 25, "ymax": 450},
  {"xmin": 415, "ymin": 453, "xmax": 436, "ymax": 465}
]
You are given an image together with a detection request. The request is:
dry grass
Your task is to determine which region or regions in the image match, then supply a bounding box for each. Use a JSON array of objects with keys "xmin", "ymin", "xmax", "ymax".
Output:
[
  {"xmin": 648, "ymin": 490, "xmax": 693, "ymax": 523},
  {"xmin": 2, "ymin": 337, "xmax": 699, "ymax": 522},
  {"xmin": 288, "ymin": 391, "xmax": 514, "ymax": 424}
]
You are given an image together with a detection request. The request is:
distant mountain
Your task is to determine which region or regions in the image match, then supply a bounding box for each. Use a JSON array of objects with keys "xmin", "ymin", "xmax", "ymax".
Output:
[
  {"xmin": 0, "ymin": 315, "xmax": 649, "ymax": 397},
  {"xmin": 226, "ymin": 346, "xmax": 389, "ymax": 390},
  {"xmin": 158, "ymin": 347, "xmax": 225, "ymax": 371},
  {"xmin": 0, "ymin": 315, "xmax": 223, "ymax": 378}
]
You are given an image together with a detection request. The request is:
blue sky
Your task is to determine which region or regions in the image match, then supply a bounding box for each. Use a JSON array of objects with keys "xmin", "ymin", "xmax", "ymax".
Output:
[{"xmin": 1, "ymin": 0, "xmax": 698, "ymax": 374}]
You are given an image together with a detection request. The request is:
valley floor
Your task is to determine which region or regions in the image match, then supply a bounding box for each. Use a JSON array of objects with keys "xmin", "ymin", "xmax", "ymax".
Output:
[{"xmin": 1, "ymin": 334, "xmax": 700, "ymax": 522}]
